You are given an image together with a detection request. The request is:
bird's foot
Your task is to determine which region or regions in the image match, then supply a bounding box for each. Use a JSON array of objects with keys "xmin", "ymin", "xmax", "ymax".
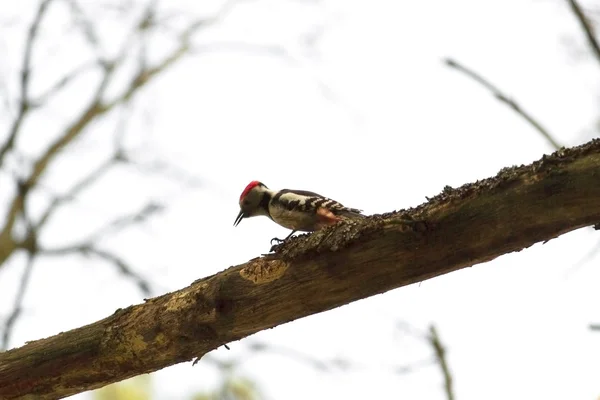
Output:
[
  {"xmin": 269, "ymin": 230, "xmax": 298, "ymax": 252},
  {"xmin": 269, "ymin": 237, "xmax": 286, "ymax": 253},
  {"xmin": 270, "ymin": 237, "xmax": 285, "ymax": 246}
]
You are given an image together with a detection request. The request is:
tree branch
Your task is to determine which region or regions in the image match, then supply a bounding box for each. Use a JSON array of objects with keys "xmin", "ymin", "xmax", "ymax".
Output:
[
  {"xmin": 83, "ymin": 201, "xmax": 164, "ymax": 243},
  {"xmin": 35, "ymin": 157, "xmax": 116, "ymax": 231},
  {"xmin": 87, "ymin": 248, "xmax": 152, "ymax": 296},
  {"xmin": 0, "ymin": 0, "xmax": 55, "ymax": 168},
  {"xmin": 32, "ymin": 61, "xmax": 99, "ymax": 106},
  {"xmin": 2, "ymin": 139, "xmax": 600, "ymax": 398},
  {"xmin": 0, "ymin": 9, "xmax": 215, "ymax": 267},
  {"xmin": 0, "ymin": 100, "xmax": 107, "ymax": 256},
  {"xmin": 40, "ymin": 244, "xmax": 152, "ymax": 297},
  {"xmin": 429, "ymin": 325, "xmax": 455, "ymax": 400},
  {"xmin": 0, "ymin": 254, "xmax": 36, "ymax": 351},
  {"xmin": 444, "ymin": 58, "xmax": 562, "ymax": 150},
  {"xmin": 64, "ymin": 0, "xmax": 102, "ymax": 51},
  {"xmin": 566, "ymin": 0, "xmax": 600, "ymax": 67}
]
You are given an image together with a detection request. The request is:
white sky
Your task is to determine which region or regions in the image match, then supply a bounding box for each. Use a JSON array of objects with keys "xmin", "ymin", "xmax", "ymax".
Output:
[{"xmin": 1, "ymin": 0, "xmax": 600, "ymax": 399}]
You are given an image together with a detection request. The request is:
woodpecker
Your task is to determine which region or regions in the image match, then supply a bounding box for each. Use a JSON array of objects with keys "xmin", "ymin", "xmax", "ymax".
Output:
[{"xmin": 234, "ymin": 181, "xmax": 365, "ymax": 243}]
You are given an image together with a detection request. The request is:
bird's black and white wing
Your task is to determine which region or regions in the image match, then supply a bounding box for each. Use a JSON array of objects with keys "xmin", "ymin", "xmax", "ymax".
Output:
[{"xmin": 272, "ymin": 189, "xmax": 363, "ymax": 216}]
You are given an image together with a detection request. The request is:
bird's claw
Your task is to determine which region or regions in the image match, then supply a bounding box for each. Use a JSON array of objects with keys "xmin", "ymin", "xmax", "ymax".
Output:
[
  {"xmin": 269, "ymin": 231, "xmax": 297, "ymax": 252},
  {"xmin": 270, "ymin": 237, "xmax": 284, "ymax": 246},
  {"xmin": 269, "ymin": 237, "xmax": 288, "ymax": 253}
]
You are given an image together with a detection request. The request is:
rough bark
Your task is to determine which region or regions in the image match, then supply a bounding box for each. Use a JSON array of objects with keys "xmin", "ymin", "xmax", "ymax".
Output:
[{"xmin": 2, "ymin": 139, "xmax": 600, "ymax": 399}]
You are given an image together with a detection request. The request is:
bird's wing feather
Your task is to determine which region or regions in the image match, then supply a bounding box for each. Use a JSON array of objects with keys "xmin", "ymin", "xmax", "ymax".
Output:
[{"xmin": 275, "ymin": 189, "xmax": 363, "ymax": 215}]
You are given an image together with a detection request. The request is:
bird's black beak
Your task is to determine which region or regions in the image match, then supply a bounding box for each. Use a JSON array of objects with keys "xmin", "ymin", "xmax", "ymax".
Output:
[{"xmin": 234, "ymin": 210, "xmax": 245, "ymax": 227}]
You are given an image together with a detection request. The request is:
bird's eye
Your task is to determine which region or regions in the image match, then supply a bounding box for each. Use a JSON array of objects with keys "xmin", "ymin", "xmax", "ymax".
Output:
[{"xmin": 243, "ymin": 200, "xmax": 250, "ymax": 206}]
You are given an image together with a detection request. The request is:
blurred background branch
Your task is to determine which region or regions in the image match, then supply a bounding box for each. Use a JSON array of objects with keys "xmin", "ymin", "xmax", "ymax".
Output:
[
  {"xmin": 0, "ymin": 0, "xmax": 54, "ymax": 168},
  {"xmin": 429, "ymin": 325, "xmax": 455, "ymax": 400},
  {"xmin": 567, "ymin": 0, "xmax": 600, "ymax": 66},
  {"xmin": 444, "ymin": 58, "xmax": 562, "ymax": 150},
  {"xmin": 0, "ymin": 0, "xmax": 243, "ymax": 351},
  {"xmin": 0, "ymin": 253, "xmax": 35, "ymax": 350}
]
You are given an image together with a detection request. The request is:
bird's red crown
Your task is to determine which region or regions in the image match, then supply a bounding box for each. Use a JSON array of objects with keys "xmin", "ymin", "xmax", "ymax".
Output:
[{"xmin": 239, "ymin": 180, "xmax": 262, "ymax": 201}]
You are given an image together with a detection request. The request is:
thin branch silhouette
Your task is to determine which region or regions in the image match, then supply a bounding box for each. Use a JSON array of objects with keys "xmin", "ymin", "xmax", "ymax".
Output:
[
  {"xmin": 0, "ymin": 0, "xmax": 55, "ymax": 167},
  {"xmin": 429, "ymin": 325, "xmax": 455, "ymax": 400},
  {"xmin": 567, "ymin": 0, "xmax": 600, "ymax": 66},
  {"xmin": 0, "ymin": 0, "xmax": 239, "ymax": 350},
  {"xmin": 1, "ymin": 254, "xmax": 36, "ymax": 350},
  {"xmin": 40, "ymin": 244, "xmax": 152, "ymax": 296},
  {"xmin": 444, "ymin": 58, "xmax": 562, "ymax": 150}
]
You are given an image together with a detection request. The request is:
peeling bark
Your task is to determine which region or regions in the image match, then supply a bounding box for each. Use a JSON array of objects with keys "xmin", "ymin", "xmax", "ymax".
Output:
[{"xmin": 2, "ymin": 139, "xmax": 600, "ymax": 399}]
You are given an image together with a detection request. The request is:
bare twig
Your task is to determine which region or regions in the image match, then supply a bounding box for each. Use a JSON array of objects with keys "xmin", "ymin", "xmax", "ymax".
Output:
[
  {"xmin": 102, "ymin": 19, "xmax": 212, "ymax": 110},
  {"xmin": 33, "ymin": 61, "xmax": 99, "ymax": 105},
  {"xmin": 86, "ymin": 202, "xmax": 164, "ymax": 242},
  {"xmin": 567, "ymin": 0, "xmax": 600, "ymax": 66},
  {"xmin": 41, "ymin": 244, "xmax": 151, "ymax": 296},
  {"xmin": 35, "ymin": 102, "xmax": 134, "ymax": 231},
  {"xmin": 429, "ymin": 325, "xmax": 455, "ymax": 400},
  {"xmin": 0, "ymin": 4, "xmax": 226, "ymax": 266},
  {"xmin": 84, "ymin": 247, "xmax": 152, "ymax": 296},
  {"xmin": 0, "ymin": 0, "xmax": 238, "ymax": 354},
  {"xmin": 35, "ymin": 158, "xmax": 116, "ymax": 230},
  {"xmin": 2, "ymin": 176, "xmax": 42, "ymax": 350},
  {"xmin": 1, "ymin": 253, "xmax": 36, "ymax": 351},
  {"xmin": 444, "ymin": 58, "xmax": 562, "ymax": 150},
  {"xmin": 65, "ymin": 0, "xmax": 101, "ymax": 50},
  {"xmin": 0, "ymin": 0, "xmax": 55, "ymax": 167},
  {"xmin": 1, "ymin": 98, "xmax": 109, "ymax": 253},
  {"xmin": 35, "ymin": 199, "xmax": 162, "ymax": 298}
]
